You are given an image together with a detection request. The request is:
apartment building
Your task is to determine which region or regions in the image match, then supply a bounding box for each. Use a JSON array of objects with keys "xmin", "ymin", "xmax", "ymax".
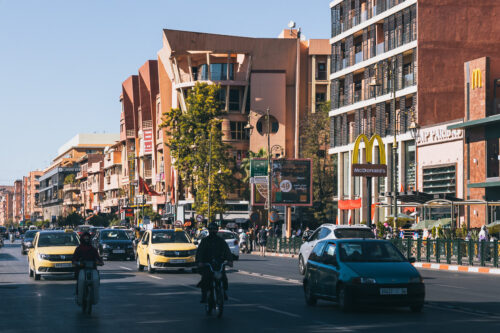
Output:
[
  {"xmin": 12, "ymin": 180, "xmax": 22, "ymax": 223},
  {"xmin": 308, "ymin": 39, "xmax": 332, "ymax": 113},
  {"xmin": 0, "ymin": 186, "xmax": 14, "ymax": 225},
  {"xmin": 23, "ymin": 171, "xmax": 42, "ymax": 222},
  {"xmin": 328, "ymin": 0, "xmax": 500, "ymax": 224},
  {"xmin": 447, "ymin": 57, "xmax": 500, "ymax": 228},
  {"xmin": 39, "ymin": 134, "xmax": 119, "ymax": 220},
  {"xmin": 102, "ymin": 143, "xmax": 123, "ymax": 213}
]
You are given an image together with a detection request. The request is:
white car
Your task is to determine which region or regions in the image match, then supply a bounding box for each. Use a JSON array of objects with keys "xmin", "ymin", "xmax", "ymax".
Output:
[
  {"xmin": 218, "ymin": 230, "xmax": 240, "ymax": 260},
  {"xmin": 298, "ymin": 224, "xmax": 375, "ymax": 275},
  {"xmin": 194, "ymin": 229, "xmax": 240, "ymax": 260}
]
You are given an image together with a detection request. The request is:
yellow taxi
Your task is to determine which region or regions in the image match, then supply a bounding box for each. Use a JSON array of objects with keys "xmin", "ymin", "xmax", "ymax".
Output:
[
  {"xmin": 27, "ymin": 230, "xmax": 80, "ymax": 280},
  {"xmin": 136, "ymin": 229, "xmax": 197, "ymax": 273}
]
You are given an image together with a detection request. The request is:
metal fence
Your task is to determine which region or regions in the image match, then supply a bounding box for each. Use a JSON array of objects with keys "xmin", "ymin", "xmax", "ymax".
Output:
[{"xmin": 260, "ymin": 237, "xmax": 500, "ymax": 268}]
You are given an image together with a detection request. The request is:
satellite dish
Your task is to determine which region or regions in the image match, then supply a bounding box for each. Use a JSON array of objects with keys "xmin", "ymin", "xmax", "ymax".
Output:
[{"xmin": 288, "ymin": 21, "xmax": 296, "ymax": 29}]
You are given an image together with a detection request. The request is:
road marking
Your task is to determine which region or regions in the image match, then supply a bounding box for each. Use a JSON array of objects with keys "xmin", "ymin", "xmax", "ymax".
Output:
[
  {"xmin": 148, "ymin": 275, "xmax": 163, "ymax": 280},
  {"xmin": 236, "ymin": 270, "xmax": 301, "ymax": 285},
  {"xmin": 258, "ymin": 305, "xmax": 301, "ymax": 318},
  {"xmin": 119, "ymin": 266, "xmax": 133, "ymax": 271},
  {"xmin": 432, "ymin": 283, "xmax": 466, "ymax": 289}
]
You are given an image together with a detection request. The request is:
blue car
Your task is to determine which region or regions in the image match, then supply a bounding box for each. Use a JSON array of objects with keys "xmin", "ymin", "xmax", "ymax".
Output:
[{"xmin": 303, "ymin": 239, "xmax": 425, "ymax": 312}]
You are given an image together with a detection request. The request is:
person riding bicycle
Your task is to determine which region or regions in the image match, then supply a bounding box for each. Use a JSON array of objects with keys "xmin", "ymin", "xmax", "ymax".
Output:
[
  {"xmin": 72, "ymin": 232, "xmax": 103, "ymax": 296},
  {"xmin": 196, "ymin": 222, "xmax": 233, "ymax": 303}
]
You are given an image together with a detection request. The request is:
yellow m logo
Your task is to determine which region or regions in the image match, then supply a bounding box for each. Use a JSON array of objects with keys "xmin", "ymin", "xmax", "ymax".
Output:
[
  {"xmin": 472, "ymin": 69, "xmax": 482, "ymax": 89},
  {"xmin": 352, "ymin": 134, "xmax": 386, "ymax": 165}
]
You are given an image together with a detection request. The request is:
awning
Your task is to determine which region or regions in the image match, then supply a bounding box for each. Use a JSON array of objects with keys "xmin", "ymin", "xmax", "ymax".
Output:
[
  {"xmin": 447, "ymin": 114, "xmax": 500, "ymax": 130},
  {"xmin": 468, "ymin": 181, "xmax": 500, "ymax": 188}
]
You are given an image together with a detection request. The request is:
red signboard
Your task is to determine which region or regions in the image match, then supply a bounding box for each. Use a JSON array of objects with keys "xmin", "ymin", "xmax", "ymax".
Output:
[{"xmin": 144, "ymin": 129, "xmax": 153, "ymax": 154}]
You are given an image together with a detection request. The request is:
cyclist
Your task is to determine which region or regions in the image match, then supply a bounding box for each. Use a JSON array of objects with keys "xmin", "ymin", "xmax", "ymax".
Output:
[{"xmin": 196, "ymin": 222, "xmax": 233, "ymax": 303}]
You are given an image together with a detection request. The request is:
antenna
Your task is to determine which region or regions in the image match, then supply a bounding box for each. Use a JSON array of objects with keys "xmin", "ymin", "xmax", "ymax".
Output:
[{"xmin": 288, "ymin": 21, "xmax": 296, "ymax": 29}]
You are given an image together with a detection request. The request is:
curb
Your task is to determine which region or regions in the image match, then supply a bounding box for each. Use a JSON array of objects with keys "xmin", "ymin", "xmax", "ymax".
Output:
[
  {"xmin": 248, "ymin": 253, "xmax": 500, "ymax": 275},
  {"xmin": 413, "ymin": 262, "xmax": 500, "ymax": 275}
]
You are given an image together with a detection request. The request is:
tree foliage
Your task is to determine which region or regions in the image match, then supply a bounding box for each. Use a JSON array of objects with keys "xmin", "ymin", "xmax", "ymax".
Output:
[
  {"xmin": 238, "ymin": 148, "xmax": 267, "ymax": 200},
  {"xmin": 161, "ymin": 82, "xmax": 233, "ymax": 221},
  {"xmin": 300, "ymin": 101, "xmax": 337, "ymax": 224}
]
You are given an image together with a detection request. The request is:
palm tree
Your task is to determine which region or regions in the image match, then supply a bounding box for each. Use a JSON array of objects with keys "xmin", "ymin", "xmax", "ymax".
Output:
[{"xmin": 240, "ymin": 148, "xmax": 267, "ymax": 183}]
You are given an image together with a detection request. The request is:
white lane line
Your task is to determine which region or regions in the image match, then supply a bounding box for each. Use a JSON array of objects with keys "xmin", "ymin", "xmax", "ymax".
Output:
[
  {"xmin": 236, "ymin": 270, "xmax": 302, "ymax": 285},
  {"xmin": 119, "ymin": 266, "xmax": 133, "ymax": 271},
  {"xmin": 148, "ymin": 275, "xmax": 163, "ymax": 280},
  {"xmin": 432, "ymin": 283, "xmax": 466, "ymax": 289},
  {"xmin": 258, "ymin": 305, "xmax": 301, "ymax": 318}
]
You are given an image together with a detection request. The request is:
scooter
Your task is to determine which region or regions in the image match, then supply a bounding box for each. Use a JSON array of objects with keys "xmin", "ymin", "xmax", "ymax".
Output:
[
  {"xmin": 240, "ymin": 241, "xmax": 250, "ymax": 254},
  {"xmin": 9, "ymin": 233, "xmax": 15, "ymax": 243},
  {"xmin": 76, "ymin": 260, "xmax": 102, "ymax": 315},
  {"xmin": 203, "ymin": 260, "xmax": 230, "ymax": 318}
]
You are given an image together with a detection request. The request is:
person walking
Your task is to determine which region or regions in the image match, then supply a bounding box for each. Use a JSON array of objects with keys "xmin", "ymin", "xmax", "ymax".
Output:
[{"xmin": 258, "ymin": 227, "xmax": 268, "ymax": 257}]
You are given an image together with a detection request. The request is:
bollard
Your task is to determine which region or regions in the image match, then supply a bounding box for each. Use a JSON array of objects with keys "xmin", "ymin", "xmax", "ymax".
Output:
[
  {"xmin": 468, "ymin": 239, "xmax": 474, "ymax": 266},
  {"xmin": 416, "ymin": 238, "xmax": 422, "ymax": 262},
  {"xmin": 426, "ymin": 240, "xmax": 431, "ymax": 262},
  {"xmin": 446, "ymin": 239, "xmax": 451, "ymax": 264},
  {"xmin": 436, "ymin": 239, "xmax": 441, "ymax": 263},
  {"xmin": 457, "ymin": 239, "xmax": 462, "ymax": 266},
  {"xmin": 494, "ymin": 240, "xmax": 499, "ymax": 268},
  {"xmin": 480, "ymin": 240, "xmax": 486, "ymax": 267}
]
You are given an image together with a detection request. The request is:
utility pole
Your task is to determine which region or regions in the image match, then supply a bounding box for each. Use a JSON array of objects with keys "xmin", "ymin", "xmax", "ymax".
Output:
[{"xmin": 267, "ymin": 107, "xmax": 272, "ymax": 227}]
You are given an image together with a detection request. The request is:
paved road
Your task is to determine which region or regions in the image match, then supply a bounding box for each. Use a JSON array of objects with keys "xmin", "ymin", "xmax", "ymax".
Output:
[{"xmin": 1, "ymin": 240, "xmax": 500, "ymax": 332}]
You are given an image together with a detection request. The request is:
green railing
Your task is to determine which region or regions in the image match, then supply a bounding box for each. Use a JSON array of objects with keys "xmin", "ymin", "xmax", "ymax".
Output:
[{"xmin": 260, "ymin": 237, "xmax": 500, "ymax": 268}]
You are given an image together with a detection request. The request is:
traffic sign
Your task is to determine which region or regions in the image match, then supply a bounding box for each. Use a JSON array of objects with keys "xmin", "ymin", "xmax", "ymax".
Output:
[
  {"xmin": 269, "ymin": 210, "xmax": 279, "ymax": 223},
  {"xmin": 196, "ymin": 214, "xmax": 204, "ymax": 222},
  {"xmin": 250, "ymin": 159, "xmax": 268, "ymax": 177},
  {"xmin": 250, "ymin": 212, "xmax": 259, "ymax": 223},
  {"xmin": 174, "ymin": 220, "xmax": 183, "ymax": 227}
]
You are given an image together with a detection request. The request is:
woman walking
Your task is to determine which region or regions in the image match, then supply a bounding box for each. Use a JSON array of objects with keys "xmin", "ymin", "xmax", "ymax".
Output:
[{"xmin": 258, "ymin": 227, "xmax": 268, "ymax": 257}]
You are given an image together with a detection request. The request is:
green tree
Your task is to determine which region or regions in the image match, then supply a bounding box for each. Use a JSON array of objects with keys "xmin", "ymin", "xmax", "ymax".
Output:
[
  {"xmin": 300, "ymin": 101, "xmax": 337, "ymax": 224},
  {"xmin": 62, "ymin": 212, "xmax": 83, "ymax": 227},
  {"xmin": 161, "ymin": 82, "xmax": 233, "ymax": 222},
  {"xmin": 238, "ymin": 148, "xmax": 267, "ymax": 200},
  {"xmin": 63, "ymin": 174, "xmax": 76, "ymax": 185}
]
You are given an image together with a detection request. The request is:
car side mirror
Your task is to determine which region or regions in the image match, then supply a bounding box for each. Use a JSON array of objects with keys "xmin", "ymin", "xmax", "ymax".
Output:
[
  {"xmin": 408, "ymin": 257, "xmax": 416, "ymax": 264},
  {"xmin": 194, "ymin": 240, "xmax": 199, "ymax": 245}
]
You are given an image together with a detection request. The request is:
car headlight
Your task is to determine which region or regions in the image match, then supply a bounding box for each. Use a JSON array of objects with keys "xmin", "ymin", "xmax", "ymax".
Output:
[
  {"xmin": 409, "ymin": 276, "xmax": 423, "ymax": 283},
  {"xmin": 351, "ymin": 277, "xmax": 377, "ymax": 284},
  {"xmin": 38, "ymin": 253, "xmax": 50, "ymax": 260},
  {"xmin": 102, "ymin": 244, "xmax": 110, "ymax": 249},
  {"xmin": 153, "ymin": 249, "xmax": 165, "ymax": 256}
]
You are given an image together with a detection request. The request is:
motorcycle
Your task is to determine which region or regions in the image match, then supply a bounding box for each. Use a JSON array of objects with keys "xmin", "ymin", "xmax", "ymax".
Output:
[
  {"xmin": 76, "ymin": 260, "xmax": 102, "ymax": 315},
  {"xmin": 240, "ymin": 240, "xmax": 250, "ymax": 254},
  {"xmin": 9, "ymin": 233, "xmax": 15, "ymax": 243},
  {"xmin": 203, "ymin": 260, "xmax": 229, "ymax": 318}
]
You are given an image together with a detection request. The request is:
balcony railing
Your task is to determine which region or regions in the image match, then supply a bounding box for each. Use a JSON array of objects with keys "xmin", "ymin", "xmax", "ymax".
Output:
[
  {"xmin": 376, "ymin": 42, "xmax": 385, "ymax": 56},
  {"xmin": 144, "ymin": 169, "xmax": 152, "ymax": 179},
  {"xmin": 404, "ymin": 73, "xmax": 415, "ymax": 88},
  {"xmin": 143, "ymin": 120, "xmax": 153, "ymax": 129},
  {"xmin": 355, "ymin": 51, "xmax": 364, "ymax": 64},
  {"xmin": 126, "ymin": 129, "xmax": 135, "ymax": 138},
  {"xmin": 353, "ymin": 90, "xmax": 362, "ymax": 103}
]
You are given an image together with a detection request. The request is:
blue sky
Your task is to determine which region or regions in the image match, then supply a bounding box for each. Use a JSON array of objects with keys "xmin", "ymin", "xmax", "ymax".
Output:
[{"xmin": 0, "ymin": 0, "xmax": 329, "ymax": 184}]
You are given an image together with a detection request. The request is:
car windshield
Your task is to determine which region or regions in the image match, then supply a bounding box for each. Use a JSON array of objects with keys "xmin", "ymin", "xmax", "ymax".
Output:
[
  {"xmin": 151, "ymin": 231, "xmax": 189, "ymax": 244},
  {"xmin": 338, "ymin": 242, "xmax": 406, "ymax": 262},
  {"xmin": 334, "ymin": 228, "xmax": 375, "ymax": 239},
  {"xmin": 24, "ymin": 231, "xmax": 37, "ymax": 238},
  {"xmin": 101, "ymin": 230, "xmax": 129, "ymax": 241},
  {"xmin": 217, "ymin": 232, "xmax": 236, "ymax": 240},
  {"xmin": 77, "ymin": 226, "xmax": 91, "ymax": 232},
  {"xmin": 37, "ymin": 233, "xmax": 79, "ymax": 247}
]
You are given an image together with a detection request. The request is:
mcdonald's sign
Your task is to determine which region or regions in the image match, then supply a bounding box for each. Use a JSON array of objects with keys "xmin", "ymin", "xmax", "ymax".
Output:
[
  {"xmin": 351, "ymin": 134, "xmax": 387, "ymax": 177},
  {"xmin": 471, "ymin": 69, "xmax": 482, "ymax": 89}
]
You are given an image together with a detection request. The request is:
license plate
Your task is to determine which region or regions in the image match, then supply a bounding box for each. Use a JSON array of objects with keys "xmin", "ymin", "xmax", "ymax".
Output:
[
  {"xmin": 170, "ymin": 259, "xmax": 186, "ymax": 264},
  {"xmin": 55, "ymin": 263, "xmax": 72, "ymax": 268},
  {"xmin": 113, "ymin": 249, "xmax": 125, "ymax": 254},
  {"xmin": 380, "ymin": 288, "xmax": 407, "ymax": 295}
]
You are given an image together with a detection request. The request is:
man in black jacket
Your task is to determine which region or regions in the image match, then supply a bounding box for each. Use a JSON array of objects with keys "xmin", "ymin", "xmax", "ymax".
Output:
[{"xmin": 196, "ymin": 222, "xmax": 233, "ymax": 303}]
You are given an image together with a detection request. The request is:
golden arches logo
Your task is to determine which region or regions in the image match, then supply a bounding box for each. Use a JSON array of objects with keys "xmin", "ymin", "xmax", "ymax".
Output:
[
  {"xmin": 472, "ymin": 69, "xmax": 482, "ymax": 89},
  {"xmin": 352, "ymin": 134, "xmax": 386, "ymax": 165}
]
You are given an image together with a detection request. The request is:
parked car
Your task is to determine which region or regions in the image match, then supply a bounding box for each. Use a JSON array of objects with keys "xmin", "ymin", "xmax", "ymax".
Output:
[
  {"xmin": 75, "ymin": 225, "xmax": 92, "ymax": 237},
  {"xmin": 303, "ymin": 239, "xmax": 425, "ymax": 312},
  {"xmin": 92, "ymin": 229, "xmax": 134, "ymax": 261},
  {"xmin": 0, "ymin": 226, "xmax": 6, "ymax": 239},
  {"xmin": 89, "ymin": 226, "xmax": 104, "ymax": 239},
  {"xmin": 21, "ymin": 230, "xmax": 38, "ymax": 255},
  {"xmin": 298, "ymin": 224, "xmax": 375, "ymax": 275},
  {"xmin": 217, "ymin": 230, "xmax": 240, "ymax": 260}
]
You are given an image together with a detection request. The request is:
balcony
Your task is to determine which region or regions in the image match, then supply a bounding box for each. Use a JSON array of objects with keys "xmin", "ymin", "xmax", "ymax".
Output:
[
  {"xmin": 143, "ymin": 120, "xmax": 153, "ymax": 129},
  {"xmin": 63, "ymin": 183, "xmax": 80, "ymax": 192},
  {"xmin": 126, "ymin": 129, "xmax": 135, "ymax": 138},
  {"xmin": 353, "ymin": 90, "xmax": 362, "ymax": 103},
  {"xmin": 403, "ymin": 73, "xmax": 415, "ymax": 88},
  {"xmin": 376, "ymin": 42, "xmax": 385, "ymax": 56},
  {"xmin": 144, "ymin": 169, "xmax": 152, "ymax": 179},
  {"xmin": 355, "ymin": 51, "xmax": 364, "ymax": 64}
]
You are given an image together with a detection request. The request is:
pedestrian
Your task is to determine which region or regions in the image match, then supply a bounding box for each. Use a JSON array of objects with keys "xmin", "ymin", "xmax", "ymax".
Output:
[
  {"xmin": 258, "ymin": 227, "xmax": 268, "ymax": 257},
  {"xmin": 422, "ymin": 228, "xmax": 429, "ymax": 240}
]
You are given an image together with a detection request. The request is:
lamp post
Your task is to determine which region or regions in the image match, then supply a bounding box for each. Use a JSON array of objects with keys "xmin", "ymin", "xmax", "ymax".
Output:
[{"xmin": 370, "ymin": 59, "xmax": 420, "ymax": 230}]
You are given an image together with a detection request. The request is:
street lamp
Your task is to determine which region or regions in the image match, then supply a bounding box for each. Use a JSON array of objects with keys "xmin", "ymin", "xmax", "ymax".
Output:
[
  {"xmin": 370, "ymin": 59, "xmax": 419, "ymax": 230},
  {"xmin": 245, "ymin": 107, "xmax": 273, "ymax": 226}
]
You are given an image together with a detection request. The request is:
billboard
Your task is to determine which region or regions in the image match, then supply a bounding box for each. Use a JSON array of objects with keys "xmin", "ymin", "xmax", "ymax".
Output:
[
  {"xmin": 144, "ymin": 129, "xmax": 153, "ymax": 154},
  {"xmin": 252, "ymin": 158, "xmax": 312, "ymax": 206}
]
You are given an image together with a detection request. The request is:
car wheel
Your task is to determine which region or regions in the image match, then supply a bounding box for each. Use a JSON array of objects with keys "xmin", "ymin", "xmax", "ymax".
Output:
[
  {"xmin": 34, "ymin": 270, "xmax": 41, "ymax": 281},
  {"xmin": 304, "ymin": 281, "xmax": 317, "ymax": 306},
  {"xmin": 298, "ymin": 255, "xmax": 306, "ymax": 275},
  {"xmin": 28, "ymin": 262, "xmax": 33, "ymax": 278},
  {"xmin": 337, "ymin": 285, "xmax": 353, "ymax": 312},
  {"xmin": 136, "ymin": 256, "xmax": 144, "ymax": 272},
  {"xmin": 410, "ymin": 303, "xmax": 424, "ymax": 313},
  {"xmin": 147, "ymin": 257, "xmax": 155, "ymax": 274}
]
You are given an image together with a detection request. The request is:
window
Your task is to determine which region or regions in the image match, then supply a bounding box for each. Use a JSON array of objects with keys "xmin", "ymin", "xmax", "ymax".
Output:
[
  {"xmin": 216, "ymin": 88, "xmax": 226, "ymax": 109},
  {"xmin": 200, "ymin": 63, "xmax": 234, "ymax": 81},
  {"xmin": 256, "ymin": 115, "xmax": 279, "ymax": 135},
  {"xmin": 230, "ymin": 122, "xmax": 249, "ymax": 140},
  {"xmin": 405, "ymin": 141, "xmax": 416, "ymax": 190},
  {"xmin": 422, "ymin": 165, "xmax": 456, "ymax": 196},
  {"xmin": 229, "ymin": 88, "xmax": 240, "ymax": 111},
  {"xmin": 319, "ymin": 228, "xmax": 332, "ymax": 239},
  {"xmin": 487, "ymin": 138, "xmax": 499, "ymax": 178},
  {"xmin": 308, "ymin": 228, "xmax": 322, "ymax": 242},
  {"xmin": 315, "ymin": 92, "xmax": 326, "ymax": 111},
  {"xmin": 316, "ymin": 62, "xmax": 327, "ymax": 80}
]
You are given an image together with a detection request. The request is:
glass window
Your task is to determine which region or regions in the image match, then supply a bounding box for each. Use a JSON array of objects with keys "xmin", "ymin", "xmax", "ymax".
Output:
[
  {"xmin": 217, "ymin": 231, "xmax": 237, "ymax": 240},
  {"xmin": 256, "ymin": 115, "xmax": 279, "ymax": 135},
  {"xmin": 338, "ymin": 241, "xmax": 406, "ymax": 262},
  {"xmin": 229, "ymin": 88, "xmax": 240, "ymax": 111},
  {"xmin": 319, "ymin": 228, "xmax": 332, "ymax": 239},
  {"xmin": 151, "ymin": 231, "xmax": 189, "ymax": 244},
  {"xmin": 37, "ymin": 233, "xmax": 79, "ymax": 247},
  {"xmin": 308, "ymin": 228, "xmax": 321, "ymax": 242},
  {"xmin": 334, "ymin": 228, "xmax": 375, "ymax": 239},
  {"xmin": 405, "ymin": 141, "xmax": 416, "ymax": 190},
  {"xmin": 487, "ymin": 138, "xmax": 499, "ymax": 178},
  {"xmin": 100, "ymin": 230, "xmax": 130, "ymax": 241},
  {"xmin": 325, "ymin": 243, "xmax": 336, "ymax": 257},
  {"xmin": 230, "ymin": 121, "xmax": 249, "ymax": 141},
  {"xmin": 312, "ymin": 241, "xmax": 326, "ymax": 257},
  {"xmin": 343, "ymin": 152, "xmax": 350, "ymax": 196},
  {"xmin": 200, "ymin": 63, "xmax": 234, "ymax": 81}
]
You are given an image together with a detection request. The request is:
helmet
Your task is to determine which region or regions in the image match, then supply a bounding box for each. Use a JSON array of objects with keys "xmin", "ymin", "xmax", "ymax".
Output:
[
  {"xmin": 208, "ymin": 222, "xmax": 218, "ymax": 231},
  {"xmin": 80, "ymin": 232, "xmax": 91, "ymax": 245},
  {"xmin": 238, "ymin": 229, "xmax": 243, "ymax": 233}
]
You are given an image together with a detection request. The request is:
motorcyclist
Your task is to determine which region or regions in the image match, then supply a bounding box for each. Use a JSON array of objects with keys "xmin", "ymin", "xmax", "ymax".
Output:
[
  {"xmin": 72, "ymin": 232, "xmax": 103, "ymax": 295},
  {"xmin": 196, "ymin": 222, "xmax": 233, "ymax": 303},
  {"xmin": 238, "ymin": 229, "xmax": 248, "ymax": 252}
]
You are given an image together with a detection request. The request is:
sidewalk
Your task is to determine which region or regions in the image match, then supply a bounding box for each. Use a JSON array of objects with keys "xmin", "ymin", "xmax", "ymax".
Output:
[{"xmin": 247, "ymin": 252, "xmax": 500, "ymax": 276}]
